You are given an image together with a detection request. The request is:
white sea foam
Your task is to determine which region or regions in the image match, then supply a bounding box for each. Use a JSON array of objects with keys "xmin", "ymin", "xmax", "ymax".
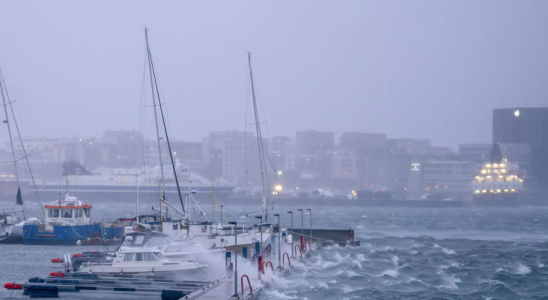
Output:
[
  {"xmin": 437, "ymin": 274, "xmax": 461, "ymax": 290},
  {"xmin": 515, "ymin": 263, "xmax": 531, "ymax": 275},
  {"xmin": 356, "ymin": 225, "xmax": 364, "ymax": 229},
  {"xmin": 318, "ymin": 282, "xmax": 329, "ymax": 290},
  {"xmin": 407, "ymin": 277, "xmax": 429, "ymax": 287},
  {"xmin": 345, "ymin": 270, "xmax": 364, "ymax": 278},
  {"xmin": 380, "ymin": 269, "xmax": 400, "ymax": 278},
  {"xmin": 356, "ymin": 253, "xmax": 369, "ymax": 262},
  {"xmin": 329, "ymin": 280, "xmax": 337, "ymax": 284},
  {"xmin": 341, "ymin": 285, "xmax": 357, "ymax": 293},
  {"xmin": 362, "ymin": 215, "xmax": 368, "ymax": 218},
  {"xmin": 538, "ymin": 263, "xmax": 545, "ymax": 268},
  {"xmin": 263, "ymin": 289, "xmax": 298, "ymax": 300},
  {"xmin": 434, "ymin": 244, "xmax": 456, "ymax": 255},
  {"xmin": 352, "ymin": 260, "xmax": 363, "ymax": 270},
  {"xmin": 391, "ymin": 256, "xmax": 400, "ymax": 267}
]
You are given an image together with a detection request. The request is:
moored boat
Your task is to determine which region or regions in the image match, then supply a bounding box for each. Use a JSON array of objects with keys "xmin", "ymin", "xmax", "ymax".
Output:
[{"xmin": 23, "ymin": 194, "xmax": 124, "ymax": 245}]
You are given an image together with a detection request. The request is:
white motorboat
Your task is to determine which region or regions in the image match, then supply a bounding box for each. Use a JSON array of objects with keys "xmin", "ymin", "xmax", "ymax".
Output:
[
  {"xmin": 77, "ymin": 244, "xmax": 205, "ymax": 275},
  {"xmin": 123, "ymin": 231, "xmax": 224, "ymax": 261}
]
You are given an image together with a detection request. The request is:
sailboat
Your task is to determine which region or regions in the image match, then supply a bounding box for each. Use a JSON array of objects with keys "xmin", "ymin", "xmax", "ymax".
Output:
[{"xmin": 0, "ymin": 67, "xmax": 41, "ymax": 243}]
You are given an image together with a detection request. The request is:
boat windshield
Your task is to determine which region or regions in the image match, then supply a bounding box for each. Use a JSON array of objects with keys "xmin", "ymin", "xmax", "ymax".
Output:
[
  {"xmin": 154, "ymin": 252, "xmax": 166, "ymax": 260},
  {"xmin": 149, "ymin": 235, "xmax": 174, "ymax": 244}
]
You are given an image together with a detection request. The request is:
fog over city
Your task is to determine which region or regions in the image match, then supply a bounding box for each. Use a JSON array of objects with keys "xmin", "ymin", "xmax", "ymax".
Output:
[
  {"xmin": 1, "ymin": 1, "xmax": 547, "ymax": 149},
  {"xmin": 3, "ymin": 2, "xmax": 548, "ymax": 300}
]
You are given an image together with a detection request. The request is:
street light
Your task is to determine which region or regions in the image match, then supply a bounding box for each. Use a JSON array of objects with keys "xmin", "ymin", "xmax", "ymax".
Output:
[
  {"xmin": 298, "ymin": 209, "xmax": 304, "ymax": 236},
  {"xmin": 254, "ymin": 215, "xmax": 263, "ymax": 256},
  {"xmin": 273, "ymin": 213, "xmax": 281, "ymax": 269},
  {"xmin": 307, "ymin": 208, "xmax": 312, "ymax": 247},
  {"xmin": 287, "ymin": 211, "xmax": 293, "ymax": 257},
  {"xmin": 228, "ymin": 221, "xmax": 238, "ymax": 297}
]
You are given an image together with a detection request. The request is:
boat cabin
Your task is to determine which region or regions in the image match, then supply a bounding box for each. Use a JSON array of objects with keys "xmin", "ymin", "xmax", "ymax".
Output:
[{"xmin": 44, "ymin": 194, "xmax": 92, "ymax": 231}]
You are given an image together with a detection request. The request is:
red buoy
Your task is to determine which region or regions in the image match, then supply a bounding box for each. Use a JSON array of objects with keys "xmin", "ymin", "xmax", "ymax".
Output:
[
  {"xmin": 51, "ymin": 258, "xmax": 64, "ymax": 263},
  {"xmin": 49, "ymin": 272, "xmax": 65, "ymax": 277},
  {"xmin": 72, "ymin": 253, "xmax": 84, "ymax": 257}
]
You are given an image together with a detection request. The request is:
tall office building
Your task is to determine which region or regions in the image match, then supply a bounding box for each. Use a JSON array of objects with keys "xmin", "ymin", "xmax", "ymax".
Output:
[{"xmin": 493, "ymin": 107, "xmax": 548, "ymax": 186}]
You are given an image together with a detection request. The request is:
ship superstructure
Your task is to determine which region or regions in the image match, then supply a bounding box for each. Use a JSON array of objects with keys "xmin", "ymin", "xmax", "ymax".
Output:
[{"xmin": 472, "ymin": 144, "xmax": 523, "ymax": 202}]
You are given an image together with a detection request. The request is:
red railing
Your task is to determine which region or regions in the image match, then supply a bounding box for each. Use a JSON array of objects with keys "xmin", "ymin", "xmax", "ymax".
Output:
[
  {"xmin": 283, "ymin": 253, "xmax": 291, "ymax": 267},
  {"xmin": 241, "ymin": 275, "xmax": 252, "ymax": 297},
  {"xmin": 295, "ymin": 245, "xmax": 302, "ymax": 258},
  {"xmin": 306, "ymin": 239, "xmax": 312, "ymax": 251},
  {"xmin": 258, "ymin": 255, "xmax": 264, "ymax": 276},
  {"xmin": 265, "ymin": 261, "xmax": 274, "ymax": 272}
]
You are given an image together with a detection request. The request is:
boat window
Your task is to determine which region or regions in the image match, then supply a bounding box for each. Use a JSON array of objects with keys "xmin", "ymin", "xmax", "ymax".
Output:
[
  {"xmin": 84, "ymin": 208, "xmax": 91, "ymax": 218},
  {"xmin": 133, "ymin": 235, "xmax": 145, "ymax": 245},
  {"xmin": 49, "ymin": 209, "xmax": 59, "ymax": 218},
  {"xmin": 124, "ymin": 253, "xmax": 135, "ymax": 261},
  {"xmin": 135, "ymin": 253, "xmax": 143, "ymax": 261},
  {"xmin": 173, "ymin": 223, "xmax": 178, "ymax": 230},
  {"xmin": 154, "ymin": 252, "xmax": 165, "ymax": 260},
  {"xmin": 165, "ymin": 246, "xmax": 182, "ymax": 253},
  {"xmin": 75, "ymin": 209, "xmax": 83, "ymax": 218},
  {"xmin": 61, "ymin": 209, "xmax": 73, "ymax": 218},
  {"xmin": 137, "ymin": 252, "xmax": 157, "ymax": 261},
  {"xmin": 201, "ymin": 226, "xmax": 207, "ymax": 233}
]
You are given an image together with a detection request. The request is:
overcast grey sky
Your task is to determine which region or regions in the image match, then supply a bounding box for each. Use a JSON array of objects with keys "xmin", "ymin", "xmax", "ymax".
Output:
[{"xmin": 1, "ymin": 1, "xmax": 547, "ymax": 149}]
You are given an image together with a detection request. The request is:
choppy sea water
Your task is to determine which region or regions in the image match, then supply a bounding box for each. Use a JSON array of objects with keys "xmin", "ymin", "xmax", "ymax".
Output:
[{"xmin": 2, "ymin": 201, "xmax": 548, "ymax": 299}]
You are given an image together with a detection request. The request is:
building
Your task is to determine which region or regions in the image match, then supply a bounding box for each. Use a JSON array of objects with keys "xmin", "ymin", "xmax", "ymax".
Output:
[
  {"xmin": 206, "ymin": 130, "xmax": 270, "ymax": 185},
  {"xmin": 339, "ymin": 132, "xmax": 386, "ymax": 149},
  {"xmin": 493, "ymin": 107, "xmax": 548, "ymax": 186},
  {"xmin": 270, "ymin": 136, "xmax": 293, "ymax": 154},
  {"xmin": 459, "ymin": 144, "xmax": 491, "ymax": 162},
  {"xmin": 295, "ymin": 130, "xmax": 334, "ymax": 154}
]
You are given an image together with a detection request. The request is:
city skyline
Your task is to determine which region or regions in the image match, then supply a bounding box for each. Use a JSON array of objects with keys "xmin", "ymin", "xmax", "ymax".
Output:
[{"xmin": 1, "ymin": 1, "xmax": 547, "ymax": 150}]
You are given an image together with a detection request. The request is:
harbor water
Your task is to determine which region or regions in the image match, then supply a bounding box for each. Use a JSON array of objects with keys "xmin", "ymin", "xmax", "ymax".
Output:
[{"xmin": 2, "ymin": 201, "xmax": 548, "ymax": 299}]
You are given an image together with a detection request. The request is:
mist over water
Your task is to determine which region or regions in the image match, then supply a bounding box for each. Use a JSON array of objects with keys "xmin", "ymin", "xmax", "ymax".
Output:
[{"xmin": 2, "ymin": 202, "xmax": 548, "ymax": 299}]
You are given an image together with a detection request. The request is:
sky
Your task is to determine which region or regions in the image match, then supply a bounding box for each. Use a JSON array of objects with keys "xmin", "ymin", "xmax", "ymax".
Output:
[{"xmin": 0, "ymin": 1, "xmax": 547, "ymax": 150}]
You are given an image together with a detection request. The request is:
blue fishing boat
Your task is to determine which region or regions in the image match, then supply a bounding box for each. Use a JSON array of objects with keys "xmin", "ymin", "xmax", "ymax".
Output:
[{"xmin": 23, "ymin": 194, "xmax": 123, "ymax": 245}]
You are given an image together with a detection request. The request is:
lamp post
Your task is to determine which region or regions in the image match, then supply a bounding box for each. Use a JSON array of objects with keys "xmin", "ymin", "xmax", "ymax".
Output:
[
  {"xmin": 254, "ymin": 216, "xmax": 263, "ymax": 255},
  {"xmin": 273, "ymin": 213, "xmax": 281, "ymax": 269},
  {"xmin": 228, "ymin": 221, "xmax": 238, "ymax": 297},
  {"xmin": 298, "ymin": 209, "xmax": 304, "ymax": 236},
  {"xmin": 287, "ymin": 211, "xmax": 293, "ymax": 257},
  {"xmin": 307, "ymin": 208, "xmax": 312, "ymax": 247}
]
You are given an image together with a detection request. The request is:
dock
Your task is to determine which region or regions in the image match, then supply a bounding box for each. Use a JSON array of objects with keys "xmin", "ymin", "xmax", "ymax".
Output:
[{"xmin": 5, "ymin": 268, "xmax": 267, "ymax": 299}]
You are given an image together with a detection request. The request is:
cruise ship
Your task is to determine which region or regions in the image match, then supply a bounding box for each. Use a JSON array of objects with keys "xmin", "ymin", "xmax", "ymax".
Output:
[
  {"xmin": 472, "ymin": 144, "xmax": 523, "ymax": 205},
  {"xmin": 35, "ymin": 161, "xmax": 236, "ymax": 202}
]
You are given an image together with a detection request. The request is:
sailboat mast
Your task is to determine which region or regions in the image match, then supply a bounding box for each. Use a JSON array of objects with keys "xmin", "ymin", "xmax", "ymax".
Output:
[
  {"xmin": 145, "ymin": 28, "xmax": 166, "ymax": 203},
  {"xmin": 247, "ymin": 52, "xmax": 269, "ymax": 222},
  {"xmin": 0, "ymin": 69, "xmax": 26, "ymax": 219},
  {"xmin": 144, "ymin": 28, "xmax": 186, "ymax": 216}
]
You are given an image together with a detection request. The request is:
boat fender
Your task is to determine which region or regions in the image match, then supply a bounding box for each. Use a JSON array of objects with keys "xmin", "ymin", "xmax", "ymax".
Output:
[{"xmin": 4, "ymin": 283, "xmax": 22, "ymax": 289}]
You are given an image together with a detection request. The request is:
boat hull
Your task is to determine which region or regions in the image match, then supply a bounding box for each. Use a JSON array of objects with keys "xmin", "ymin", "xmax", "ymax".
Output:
[
  {"xmin": 0, "ymin": 224, "xmax": 14, "ymax": 242},
  {"xmin": 23, "ymin": 224, "xmax": 123, "ymax": 245},
  {"xmin": 77, "ymin": 262, "xmax": 204, "ymax": 274}
]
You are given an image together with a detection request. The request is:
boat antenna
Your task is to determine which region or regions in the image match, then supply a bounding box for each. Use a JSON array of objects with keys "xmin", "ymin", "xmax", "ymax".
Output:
[
  {"xmin": 247, "ymin": 52, "xmax": 270, "ymax": 223},
  {"xmin": 144, "ymin": 28, "xmax": 185, "ymax": 214},
  {"xmin": 0, "ymin": 68, "xmax": 26, "ymax": 219}
]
